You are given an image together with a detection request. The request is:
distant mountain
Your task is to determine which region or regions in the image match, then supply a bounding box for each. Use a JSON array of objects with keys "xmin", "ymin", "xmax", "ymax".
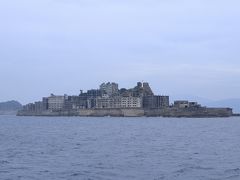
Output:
[{"xmin": 0, "ymin": 101, "xmax": 22, "ymax": 115}]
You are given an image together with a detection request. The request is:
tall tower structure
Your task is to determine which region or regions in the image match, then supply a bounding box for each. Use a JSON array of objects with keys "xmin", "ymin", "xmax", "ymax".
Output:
[
  {"xmin": 143, "ymin": 82, "xmax": 154, "ymax": 96},
  {"xmin": 100, "ymin": 82, "xmax": 119, "ymax": 96}
]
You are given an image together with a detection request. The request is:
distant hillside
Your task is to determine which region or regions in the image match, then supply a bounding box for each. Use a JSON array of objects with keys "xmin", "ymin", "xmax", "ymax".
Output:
[{"xmin": 0, "ymin": 101, "xmax": 22, "ymax": 115}]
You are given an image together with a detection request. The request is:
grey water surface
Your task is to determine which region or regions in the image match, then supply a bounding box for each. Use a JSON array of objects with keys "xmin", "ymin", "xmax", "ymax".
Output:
[{"xmin": 0, "ymin": 116, "xmax": 240, "ymax": 180}]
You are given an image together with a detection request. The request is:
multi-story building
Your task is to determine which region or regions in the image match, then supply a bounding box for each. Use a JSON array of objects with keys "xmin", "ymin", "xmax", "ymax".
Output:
[
  {"xmin": 87, "ymin": 98, "xmax": 98, "ymax": 109},
  {"xmin": 34, "ymin": 101, "xmax": 43, "ymax": 112},
  {"xmin": 143, "ymin": 96, "xmax": 169, "ymax": 109},
  {"xmin": 128, "ymin": 82, "xmax": 154, "ymax": 97},
  {"xmin": 96, "ymin": 96, "xmax": 142, "ymax": 109},
  {"xmin": 120, "ymin": 97, "xmax": 142, "ymax": 108},
  {"xmin": 100, "ymin": 82, "xmax": 119, "ymax": 97},
  {"xmin": 42, "ymin": 97, "xmax": 48, "ymax": 110},
  {"xmin": 95, "ymin": 97, "xmax": 112, "ymax": 109},
  {"xmin": 21, "ymin": 81, "xmax": 171, "ymax": 113},
  {"xmin": 174, "ymin": 101, "xmax": 201, "ymax": 109},
  {"xmin": 23, "ymin": 103, "xmax": 35, "ymax": 112},
  {"xmin": 86, "ymin": 89, "xmax": 103, "ymax": 97},
  {"xmin": 174, "ymin": 101, "xmax": 190, "ymax": 108},
  {"xmin": 48, "ymin": 94, "xmax": 67, "ymax": 111},
  {"xmin": 65, "ymin": 96, "xmax": 88, "ymax": 110},
  {"xmin": 142, "ymin": 82, "xmax": 154, "ymax": 96}
]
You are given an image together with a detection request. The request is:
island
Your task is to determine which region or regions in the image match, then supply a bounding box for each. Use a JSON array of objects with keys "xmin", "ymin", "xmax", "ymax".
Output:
[
  {"xmin": 0, "ymin": 100, "xmax": 22, "ymax": 115},
  {"xmin": 17, "ymin": 82, "xmax": 233, "ymax": 117}
]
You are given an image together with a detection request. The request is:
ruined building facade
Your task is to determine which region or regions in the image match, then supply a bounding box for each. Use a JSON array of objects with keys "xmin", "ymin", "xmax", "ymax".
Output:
[{"xmin": 21, "ymin": 82, "xmax": 169, "ymax": 112}]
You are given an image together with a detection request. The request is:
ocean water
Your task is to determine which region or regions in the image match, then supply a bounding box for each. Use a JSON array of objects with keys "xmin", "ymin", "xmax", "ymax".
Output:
[{"xmin": 0, "ymin": 116, "xmax": 240, "ymax": 180}]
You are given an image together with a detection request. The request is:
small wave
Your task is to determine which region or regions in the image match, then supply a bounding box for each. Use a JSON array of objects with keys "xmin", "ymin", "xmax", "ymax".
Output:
[
  {"xmin": 192, "ymin": 165, "xmax": 214, "ymax": 170},
  {"xmin": 175, "ymin": 168, "xmax": 187, "ymax": 174},
  {"xmin": 39, "ymin": 170, "xmax": 50, "ymax": 173},
  {"xmin": 0, "ymin": 170, "xmax": 9, "ymax": 174},
  {"xmin": 225, "ymin": 168, "xmax": 240, "ymax": 173},
  {"xmin": 9, "ymin": 167, "xmax": 30, "ymax": 170},
  {"xmin": 0, "ymin": 160, "xmax": 10, "ymax": 164},
  {"xmin": 225, "ymin": 174, "xmax": 240, "ymax": 179},
  {"xmin": 154, "ymin": 176, "xmax": 165, "ymax": 180},
  {"xmin": 175, "ymin": 165, "xmax": 214, "ymax": 175},
  {"xmin": 71, "ymin": 172, "xmax": 84, "ymax": 177}
]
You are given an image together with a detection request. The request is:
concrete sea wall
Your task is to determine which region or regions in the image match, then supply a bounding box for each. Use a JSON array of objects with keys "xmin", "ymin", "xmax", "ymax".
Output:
[
  {"xmin": 17, "ymin": 107, "xmax": 233, "ymax": 117},
  {"xmin": 145, "ymin": 107, "xmax": 233, "ymax": 117},
  {"xmin": 17, "ymin": 108, "xmax": 145, "ymax": 117},
  {"xmin": 77, "ymin": 108, "xmax": 144, "ymax": 117}
]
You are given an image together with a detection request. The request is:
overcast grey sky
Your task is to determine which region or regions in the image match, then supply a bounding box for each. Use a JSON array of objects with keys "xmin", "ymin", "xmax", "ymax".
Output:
[{"xmin": 0, "ymin": 0, "xmax": 240, "ymax": 104}]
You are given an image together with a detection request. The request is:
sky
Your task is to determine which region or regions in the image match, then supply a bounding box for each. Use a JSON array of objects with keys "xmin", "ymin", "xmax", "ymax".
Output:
[{"xmin": 0, "ymin": 0, "xmax": 240, "ymax": 104}]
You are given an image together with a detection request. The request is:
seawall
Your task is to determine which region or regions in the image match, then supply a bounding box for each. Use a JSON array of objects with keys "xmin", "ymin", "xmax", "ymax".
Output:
[
  {"xmin": 17, "ymin": 108, "xmax": 145, "ymax": 117},
  {"xmin": 17, "ymin": 107, "xmax": 233, "ymax": 118},
  {"xmin": 145, "ymin": 107, "xmax": 233, "ymax": 118}
]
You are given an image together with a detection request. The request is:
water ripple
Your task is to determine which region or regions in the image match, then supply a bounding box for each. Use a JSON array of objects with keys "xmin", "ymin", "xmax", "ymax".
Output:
[{"xmin": 0, "ymin": 116, "xmax": 240, "ymax": 180}]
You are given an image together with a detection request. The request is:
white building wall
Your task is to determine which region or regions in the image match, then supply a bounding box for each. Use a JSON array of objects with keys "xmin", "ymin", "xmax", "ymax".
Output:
[
  {"xmin": 48, "ymin": 95, "xmax": 66, "ymax": 110},
  {"xmin": 120, "ymin": 97, "xmax": 142, "ymax": 108},
  {"xmin": 96, "ymin": 96, "xmax": 142, "ymax": 109}
]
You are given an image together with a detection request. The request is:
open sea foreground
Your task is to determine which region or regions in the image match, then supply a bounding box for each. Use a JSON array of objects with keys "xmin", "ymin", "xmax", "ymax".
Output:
[{"xmin": 0, "ymin": 115, "xmax": 240, "ymax": 180}]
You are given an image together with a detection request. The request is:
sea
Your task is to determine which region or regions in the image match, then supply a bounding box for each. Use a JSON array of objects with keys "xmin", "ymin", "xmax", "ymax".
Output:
[{"xmin": 0, "ymin": 115, "xmax": 240, "ymax": 180}]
